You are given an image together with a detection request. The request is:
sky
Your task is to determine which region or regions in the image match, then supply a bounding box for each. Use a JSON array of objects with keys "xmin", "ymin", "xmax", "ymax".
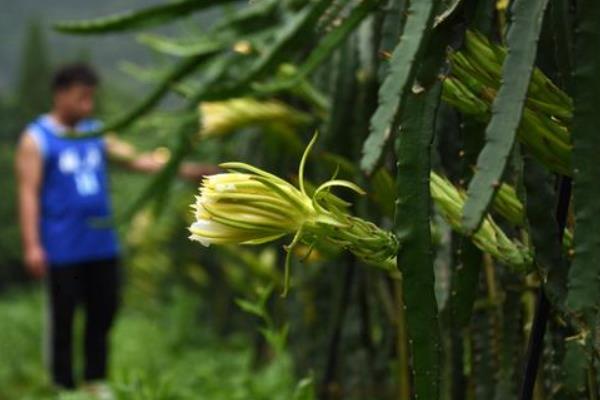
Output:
[{"xmin": 0, "ymin": 0, "xmax": 222, "ymax": 94}]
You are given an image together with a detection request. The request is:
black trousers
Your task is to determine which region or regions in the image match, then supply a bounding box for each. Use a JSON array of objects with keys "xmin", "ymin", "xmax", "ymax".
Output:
[{"xmin": 46, "ymin": 258, "xmax": 121, "ymax": 389}]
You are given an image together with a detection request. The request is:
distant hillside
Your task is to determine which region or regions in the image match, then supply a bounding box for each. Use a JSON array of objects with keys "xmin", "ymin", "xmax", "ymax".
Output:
[{"xmin": 0, "ymin": 0, "xmax": 225, "ymax": 93}]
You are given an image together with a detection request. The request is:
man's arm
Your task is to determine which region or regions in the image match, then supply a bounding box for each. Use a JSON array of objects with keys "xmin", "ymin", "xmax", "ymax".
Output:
[
  {"xmin": 15, "ymin": 133, "xmax": 47, "ymax": 278},
  {"xmin": 104, "ymin": 134, "xmax": 219, "ymax": 181}
]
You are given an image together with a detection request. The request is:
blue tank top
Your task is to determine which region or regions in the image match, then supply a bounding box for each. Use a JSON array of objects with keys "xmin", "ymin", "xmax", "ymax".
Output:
[{"xmin": 27, "ymin": 115, "xmax": 120, "ymax": 267}]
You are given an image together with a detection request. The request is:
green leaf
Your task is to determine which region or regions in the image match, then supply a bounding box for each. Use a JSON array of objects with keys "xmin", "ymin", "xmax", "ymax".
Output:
[
  {"xmin": 565, "ymin": 0, "xmax": 600, "ymax": 316},
  {"xmin": 292, "ymin": 375, "xmax": 316, "ymax": 400},
  {"xmin": 235, "ymin": 298, "xmax": 266, "ymax": 319},
  {"xmin": 360, "ymin": 0, "xmax": 439, "ymax": 174},
  {"xmin": 395, "ymin": 82, "xmax": 443, "ymax": 400},
  {"xmin": 53, "ymin": 0, "xmax": 238, "ymax": 34},
  {"xmin": 461, "ymin": 0, "xmax": 550, "ymax": 233}
]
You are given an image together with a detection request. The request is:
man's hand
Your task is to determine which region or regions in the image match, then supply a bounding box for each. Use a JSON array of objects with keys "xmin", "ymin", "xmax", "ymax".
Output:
[
  {"xmin": 179, "ymin": 163, "xmax": 221, "ymax": 182},
  {"xmin": 105, "ymin": 134, "xmax": 220, "ymax": 181},
  {"xmin": 24, "ymin": 244, "xmax": 47, "ymax": 279}
]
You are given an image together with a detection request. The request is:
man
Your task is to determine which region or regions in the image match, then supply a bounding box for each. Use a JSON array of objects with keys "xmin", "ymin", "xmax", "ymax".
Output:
[{"xmin": 15, "ymin": 63, "xmax": 214, "ymax": 393}]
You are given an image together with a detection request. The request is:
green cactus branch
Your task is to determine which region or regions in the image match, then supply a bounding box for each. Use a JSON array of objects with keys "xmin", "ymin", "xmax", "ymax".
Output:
[
  {"xmin": 394, "ymin": 81, "xmax": 442, "ymax": 400},
  {"xmin": 53, "ymin": 0, "xmax": 238, "ymax": 34},
  {"xmin": 360, "ymin": 0, "xmax": 440, "ymax": 175},
  {"xmin": 565, "ymin": 0, "xmax": 600, "ymax": 320},
  {"xmin": 461, "ymin": 0, "xmax": 550, "ymax": 233},
  {"xmin": 442, "ymin": 32, "xmax": 573, "ymax": 177}
]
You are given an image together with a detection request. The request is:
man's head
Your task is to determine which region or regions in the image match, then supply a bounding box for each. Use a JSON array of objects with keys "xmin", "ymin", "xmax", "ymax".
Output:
[{"xmin": 52, "ymin": 63, "xmax": 99, "ymax": 126}]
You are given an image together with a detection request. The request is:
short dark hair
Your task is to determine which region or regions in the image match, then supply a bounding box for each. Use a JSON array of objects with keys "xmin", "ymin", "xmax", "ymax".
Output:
[{"xmin": 51, "ymin": 63, "xmax": 99, "ymax": 92}]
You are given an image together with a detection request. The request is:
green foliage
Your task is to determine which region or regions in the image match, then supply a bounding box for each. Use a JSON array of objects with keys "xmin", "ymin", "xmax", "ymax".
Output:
[
  {"xmin": 0, "ymin": 288, "xmax": 307, "ymax": 400},
  {"xmin": 236, "ymin": 285, "xmax": 289, "ymax": 354},
  {"xmin": 0, "ymin": 142, "xmax": 22, "ymax": 271},
  {"xmin": 27, "ymin": 0, "xmax": 600, "ymax": 398}
]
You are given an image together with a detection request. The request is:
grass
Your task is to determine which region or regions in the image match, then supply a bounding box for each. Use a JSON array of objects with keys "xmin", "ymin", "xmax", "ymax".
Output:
[{"xmin": 0, "ymin": 285, "xmax": 310, "ymax": 400}]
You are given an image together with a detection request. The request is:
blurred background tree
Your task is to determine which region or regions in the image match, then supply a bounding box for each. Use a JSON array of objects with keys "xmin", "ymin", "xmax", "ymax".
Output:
[
  {"xmin": 16, "ymin": 19, "xmax": 52, "ymax": 126},
  {"xmin": 0, "ymin": 18, "xmax": 52, "ymax": 286}
]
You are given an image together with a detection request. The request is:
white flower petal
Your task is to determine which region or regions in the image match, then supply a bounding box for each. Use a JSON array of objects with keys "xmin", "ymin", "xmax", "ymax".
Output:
[
  {"xmin": 189, "ymin": 234, "xmax": 211, "ymax": 247},
  {"xmin": 215, "ymin": 183, "xmax": 236, "ymax": 192}
]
